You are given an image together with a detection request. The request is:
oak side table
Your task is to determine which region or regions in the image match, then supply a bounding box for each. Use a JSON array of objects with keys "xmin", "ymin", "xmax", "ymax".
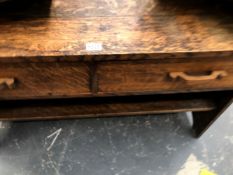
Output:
[{"xmin": 0, "ymin": 0, "xmax": 232, "ymax": 137}]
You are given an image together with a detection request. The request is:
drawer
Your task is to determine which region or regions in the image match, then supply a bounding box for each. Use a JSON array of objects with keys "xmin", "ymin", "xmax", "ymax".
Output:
[
  {"xmin": 0, "ymin": 62, "xmax": 90, "ymax": 99},
  {"xmin": 97, "ymin": 58, "xmax": 233, "ymax": 95}
]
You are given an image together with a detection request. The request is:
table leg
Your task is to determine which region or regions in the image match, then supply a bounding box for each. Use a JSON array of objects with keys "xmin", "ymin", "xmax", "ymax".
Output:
[{"xmin": 192, "ymin": 95, "xmax": 233, "ymax": 138}]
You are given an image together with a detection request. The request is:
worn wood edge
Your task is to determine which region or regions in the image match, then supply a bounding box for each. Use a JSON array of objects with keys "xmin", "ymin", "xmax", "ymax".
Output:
[
  {"xmin": 1, "ymin": 88, "xmax": 233, "ymax": 101},
  {"xmin": 96, "ymin": 88, "xmax": 233, "ymax": 97},
  {"xmin": 0, "ymin": 51, "xmax": 233, "ymax": 63},
  {"xmin": 0, "ymin": 109, "xmax": 212, "ymax": 121},
  {"xmin": 0, "ymin": 93, "xmax": 93, "ymax": 101}
]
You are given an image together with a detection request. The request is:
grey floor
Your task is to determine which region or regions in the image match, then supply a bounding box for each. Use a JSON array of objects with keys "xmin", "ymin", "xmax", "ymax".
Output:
[{"xmin": 0, "ymin": 105, "xmax": 232, "ymax": 175}]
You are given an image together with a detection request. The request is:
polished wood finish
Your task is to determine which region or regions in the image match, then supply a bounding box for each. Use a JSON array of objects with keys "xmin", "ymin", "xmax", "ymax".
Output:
[{"xmin": 0, "ymin": 0, "xmax": 232, "ymax": 137}]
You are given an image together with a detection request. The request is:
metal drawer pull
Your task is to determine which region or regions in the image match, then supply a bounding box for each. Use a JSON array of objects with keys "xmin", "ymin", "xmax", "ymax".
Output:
[
  {"xmin": 169, "ymin": 71, "xmax": 227, "ymax": 81},
  {"xmin": 0, "ymin": 78, "xmax": 16, "ymax": 89}
]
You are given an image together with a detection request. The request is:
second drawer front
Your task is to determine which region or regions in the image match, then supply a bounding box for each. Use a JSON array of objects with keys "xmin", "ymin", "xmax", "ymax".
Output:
[
  {"xmin": 0, "ymin": 63, "xmax": 90, "ymax": 99},
  {"xmin": 97, "ymin": 58, "xmax": 233, "ymax": 94}
]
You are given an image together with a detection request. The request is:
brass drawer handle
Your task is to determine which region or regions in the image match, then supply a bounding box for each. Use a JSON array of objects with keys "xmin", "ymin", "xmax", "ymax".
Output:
[
  {"xmin": 0, "ymin": 78, "xmax": 16, "ymax": 89},
  {"xmin": 169, "ymin": 71, "xmax": 227, "ymax": 81}
]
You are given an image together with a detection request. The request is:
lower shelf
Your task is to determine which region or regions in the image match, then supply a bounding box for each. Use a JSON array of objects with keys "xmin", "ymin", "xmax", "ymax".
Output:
[{"xmin": 0, "ymin": 94, "xmax": 216, "ymax": 121}]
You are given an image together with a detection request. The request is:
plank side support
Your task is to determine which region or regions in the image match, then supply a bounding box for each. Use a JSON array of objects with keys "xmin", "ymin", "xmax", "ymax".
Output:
[{"xmin": 0, "ymin": 98, "xmax": 215, "ymax": 121}]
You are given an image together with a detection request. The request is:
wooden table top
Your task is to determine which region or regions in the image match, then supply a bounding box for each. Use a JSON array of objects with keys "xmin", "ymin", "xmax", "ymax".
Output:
[{"xmin": 0, "ymin": 0, "xmax": 233, "ymax": 61}]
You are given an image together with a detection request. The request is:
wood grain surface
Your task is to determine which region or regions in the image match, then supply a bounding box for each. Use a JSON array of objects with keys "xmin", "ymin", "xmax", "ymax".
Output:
[
  {"xmin": 97, "ymin": 57, "xmax": 233, "ymax": 95},
  {"xmin": 0, "ymin": 62, "xmax": 90, "ymax": 99},
  {"xmin": 1, "ymin": 57, "xmax": 232, "ymax": 100},
  {"xmin": 0, "ymin": 0, "xmax": 232, "ymax": 61}
]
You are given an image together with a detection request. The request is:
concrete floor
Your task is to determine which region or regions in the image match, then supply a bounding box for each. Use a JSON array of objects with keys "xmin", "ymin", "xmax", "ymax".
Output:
[{"xmin": 0, "ymin": 104, "xmax": 232, "ymax": 175}]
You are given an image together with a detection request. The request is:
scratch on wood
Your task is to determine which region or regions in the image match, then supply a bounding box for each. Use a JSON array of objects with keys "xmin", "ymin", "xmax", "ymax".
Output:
[{"xmin": 46, "ymin": 128, "xmax": 62, "ymax": 151}]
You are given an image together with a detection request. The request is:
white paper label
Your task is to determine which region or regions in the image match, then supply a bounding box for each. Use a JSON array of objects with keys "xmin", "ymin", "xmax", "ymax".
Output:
[{"xmin": 86, "ymin": 42, "xmax": 103, "ymax": 51}]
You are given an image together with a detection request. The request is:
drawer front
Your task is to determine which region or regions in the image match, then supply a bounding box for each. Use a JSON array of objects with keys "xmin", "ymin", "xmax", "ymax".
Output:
[
  {"xmin": 97, "ymin": 58, "xmax": 233, "ymax": 95},
  {"xmin": 0, "ymin": 63, "xmax": 90, "ymax": 99}
]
